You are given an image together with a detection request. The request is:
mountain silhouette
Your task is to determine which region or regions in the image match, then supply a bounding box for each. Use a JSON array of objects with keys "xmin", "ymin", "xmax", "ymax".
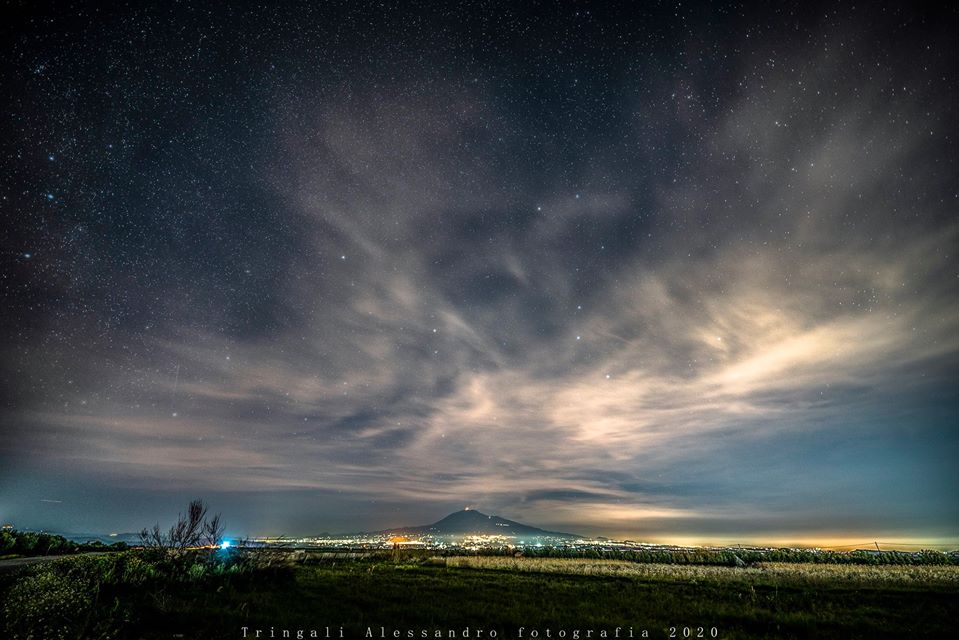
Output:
[{"xmin": 379, "ymin": 508, "xmax": 580, "ymax": 538}]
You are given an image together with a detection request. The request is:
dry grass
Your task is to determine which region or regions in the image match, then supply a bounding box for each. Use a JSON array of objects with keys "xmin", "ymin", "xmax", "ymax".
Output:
[{"xmin": 437, "ymin": 556, "xmax": 959, "ymax": 588}]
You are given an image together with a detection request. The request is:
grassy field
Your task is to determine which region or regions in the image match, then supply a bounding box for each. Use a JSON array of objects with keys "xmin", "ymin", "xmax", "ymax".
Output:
[
  {"xmin": 2, "ymin": 554, "xmax": 957, "ymax": 639},
  {"xmin": 439, "ymin": 556, "xmax": 959, "ymax": 587}
]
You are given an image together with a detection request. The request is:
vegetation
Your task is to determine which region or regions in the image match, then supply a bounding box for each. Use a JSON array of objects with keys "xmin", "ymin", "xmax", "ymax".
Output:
[
  {"xmin": 3, "ymin": 504, "xmax": 954, "ymax": 639},
  {"xmin": 428, "ymin": 545, "xmax": 959, "ymax": 566},
  {"xmin": 0, "ymin": 500, "xmax": 272, "ymax": 639},
  {"xmin": 439, "ymin": 555, "xmax": 959, "ymax": 588},
  {"xmin": 1, "ymin": 553, "xmax": 956, "ymax": 639},
  {"xmin": 139, "ymin": 498, "xmax": 225, "ymax": 555},
  {"xmin": 0, "ymin": 529, "xmax": 128, "ymax": 559},
  {"xmin": 0, "ymin": 549, "xmax": 285, "ymax": 640}
]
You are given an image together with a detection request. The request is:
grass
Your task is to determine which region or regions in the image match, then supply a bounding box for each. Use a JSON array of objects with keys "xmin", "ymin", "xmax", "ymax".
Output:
[
  {"xmin": 438, "ymin": 556, "xmax": 959, "ymax": 588},
  {"xmin": 137, "ymin": 557, "xmax": 959, "ymax": 639},
  {"xmin": 2, "ymin": 553, "xmax": 957, "ymax": 639}
]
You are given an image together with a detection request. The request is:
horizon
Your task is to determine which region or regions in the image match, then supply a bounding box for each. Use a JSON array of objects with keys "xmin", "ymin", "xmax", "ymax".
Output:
[
  {"xmin": 2, "ymin": 3, "xmax": 957, "ymax": 548},
  {"xmin": 10, "ymin": 506, "xmax": 959, "ymax": 553}
]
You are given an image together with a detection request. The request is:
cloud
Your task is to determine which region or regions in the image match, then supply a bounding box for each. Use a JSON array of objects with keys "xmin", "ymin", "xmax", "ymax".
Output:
[{"xmin": 2, "ymin": 13, "xmax": 957, "ymax": 540}]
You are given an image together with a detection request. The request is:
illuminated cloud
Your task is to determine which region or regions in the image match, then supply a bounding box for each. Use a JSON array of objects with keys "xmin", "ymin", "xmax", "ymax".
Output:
[{"xmin": 1, "ymin": 5, "xmax": 956, "ymax": 543}]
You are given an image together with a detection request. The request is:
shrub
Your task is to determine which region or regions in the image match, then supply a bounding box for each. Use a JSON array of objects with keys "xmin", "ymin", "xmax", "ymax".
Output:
[
  {"xmin": 2, "ymin": 568, "xmax": 96, "ymax": 640},
  {"xmin": 0, "ymin": 530, "xmax": 84, "ymax": 557},
  {"xmin": 139, "ymin": 499, "xmax": 224, "ymax": 556},
  {"xmin": 120, "ymin": 554, "xmax": 159, "ymax": 584}
]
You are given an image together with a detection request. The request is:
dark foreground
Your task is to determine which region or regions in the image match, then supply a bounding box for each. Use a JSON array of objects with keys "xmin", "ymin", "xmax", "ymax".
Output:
[{"xmin": 1, "ymin": 554, "xmax": 957, "ymax": 640}]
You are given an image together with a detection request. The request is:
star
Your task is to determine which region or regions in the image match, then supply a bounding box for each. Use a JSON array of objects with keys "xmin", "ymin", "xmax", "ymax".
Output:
[{"xmin": 2, "ymin": 0, "xmax": 953, "ymax": 552}]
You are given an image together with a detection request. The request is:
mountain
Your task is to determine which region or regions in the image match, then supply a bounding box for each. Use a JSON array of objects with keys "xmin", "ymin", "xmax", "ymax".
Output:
[
  {"xmin": 379, "ymin": 508, "xmax": 580, "ymax": 539},
  {"xmin": 47, "ymin": 531, "xmax": 142, "ymax": 545}
]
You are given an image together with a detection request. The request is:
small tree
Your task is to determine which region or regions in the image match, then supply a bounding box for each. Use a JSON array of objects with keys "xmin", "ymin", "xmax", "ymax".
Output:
[{"xmin": 139, "ymin": 499, "xmax": 225, "ymax": 555}]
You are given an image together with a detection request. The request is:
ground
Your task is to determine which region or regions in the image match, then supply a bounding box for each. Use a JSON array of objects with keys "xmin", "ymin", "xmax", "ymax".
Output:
[{"xmin": 131, "ymin": 558, "xmax": 958, "ymax": 640}]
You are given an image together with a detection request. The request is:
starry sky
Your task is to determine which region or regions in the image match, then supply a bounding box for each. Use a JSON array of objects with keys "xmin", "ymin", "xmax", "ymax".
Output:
[{"xmin": 2, "ymin": 1, "xmax": 957, "ymax": 546}]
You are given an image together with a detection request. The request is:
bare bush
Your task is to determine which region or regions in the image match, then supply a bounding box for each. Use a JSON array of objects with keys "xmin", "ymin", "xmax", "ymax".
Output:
[{"xmin": 138, "ymin": 499, "xmax": 224, "ymax": 555}]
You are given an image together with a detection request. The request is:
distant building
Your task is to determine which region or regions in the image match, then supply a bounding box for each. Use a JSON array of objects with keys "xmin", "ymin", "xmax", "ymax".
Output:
[{"xmin": 1, "ymin": 524, "xmax": 13, "ymax": 531}]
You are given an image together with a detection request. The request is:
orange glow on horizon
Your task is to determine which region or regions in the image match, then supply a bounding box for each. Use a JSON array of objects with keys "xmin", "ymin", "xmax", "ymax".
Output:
[{"xmin": 601, "ymin": 533, "xmax": 959, "ymax": 551}]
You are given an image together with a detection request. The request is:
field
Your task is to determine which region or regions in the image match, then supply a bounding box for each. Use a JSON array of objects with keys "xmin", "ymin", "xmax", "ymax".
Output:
[
  {"xmin": 439, "ymin": 555, "xmax": 959, "ymax": 586},
  {"xmin": 4, "ymin": 552, "xmax": 956, "ymax": 639}
]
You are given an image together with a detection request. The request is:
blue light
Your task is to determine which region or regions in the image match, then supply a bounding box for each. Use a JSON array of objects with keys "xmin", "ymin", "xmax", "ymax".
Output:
[{"xmin": 220, "ymin": 540, "xmax": 231, "ymax": 549}]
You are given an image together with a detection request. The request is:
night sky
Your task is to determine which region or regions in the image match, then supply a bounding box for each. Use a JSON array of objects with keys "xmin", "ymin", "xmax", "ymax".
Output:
[{"xmin": 2, "ymin": 1, "xmax": 957, "ymax": 546}]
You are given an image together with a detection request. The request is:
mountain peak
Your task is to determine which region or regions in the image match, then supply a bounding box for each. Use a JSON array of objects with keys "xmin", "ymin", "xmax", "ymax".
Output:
[{"xmin": 382, "ymin": 508, "xmax": 580, "ymax": 538}]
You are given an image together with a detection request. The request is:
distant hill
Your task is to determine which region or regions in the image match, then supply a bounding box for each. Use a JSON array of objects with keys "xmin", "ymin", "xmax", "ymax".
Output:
[
  {"xmin": 378, "ymin": 509, "xmax": 580, "ymax": 539},
  {"xmin": 41, "ymin": 531, "xmax": 142, "ymax": 545}
]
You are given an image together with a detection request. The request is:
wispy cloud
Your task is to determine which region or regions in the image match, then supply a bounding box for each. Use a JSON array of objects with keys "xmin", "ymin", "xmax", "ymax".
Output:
[{"xmin": 2, "ymin": 13, "xmax": 956, "ymax": 540}]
